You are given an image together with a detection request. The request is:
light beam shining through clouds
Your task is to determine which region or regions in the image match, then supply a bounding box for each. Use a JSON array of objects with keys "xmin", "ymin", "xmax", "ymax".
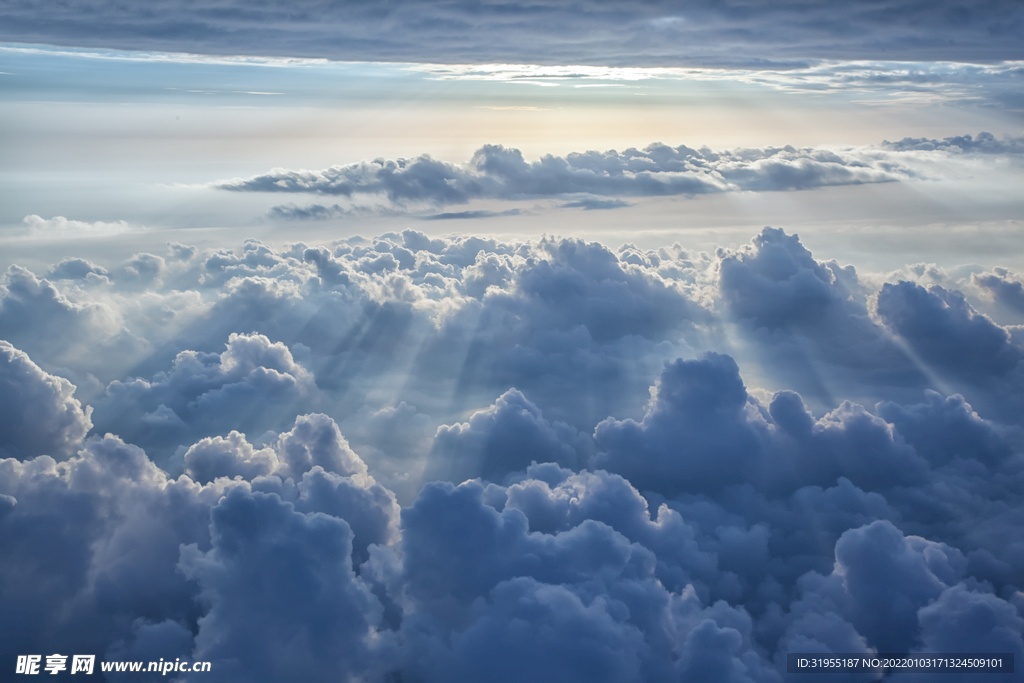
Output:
[{"xmin": 1, "ymin": 1, "xmax": 1024, "ymax": 681}]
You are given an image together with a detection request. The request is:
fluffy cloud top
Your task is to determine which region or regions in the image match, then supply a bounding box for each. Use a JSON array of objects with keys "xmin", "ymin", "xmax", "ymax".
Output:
[
  {"xmin": 91, "ymin": 332, "xmax": 318, "ymax": 463},
  {"xmin": 3, "ymin": 227, "xmax": 1024, "ymax": 681},
  {"xmin": 0, "ymin": 340, "xmax": 92, "ymax": 459}
]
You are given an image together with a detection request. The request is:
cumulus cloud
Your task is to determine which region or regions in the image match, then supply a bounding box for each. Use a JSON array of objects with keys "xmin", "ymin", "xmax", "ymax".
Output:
[
  {"xmin": 0, "ymin": 340, "xmax": 92, "ymax": 459},
  {"xmin": 591, "ymin": 353, "xmax": 933, "ymax": 498},
  {"xmin": 143, "ymin": 231, "xmax": 701, "ymax": 433},
  {"xmin": 0, "ymin": 265, "xmax": 126, "ymax": 363},
  {"xmin": 876, "ymin": 281, "xmax": 1023, "ymax": 379},
  {"xmin": 46, "ymin": 257, "xmax": 110, "ymax": 282},
  {"xmin": 974, "ymin": 268, "xmax": 1024, "ymax": 315},
  {"xmin": 593, "ymin": 353, "xmax": 768, "ymax": 495},
  {"xmin": 218, "ymin": 142, "xmax": 913, "ymax": 213},
  {"xmin": 90, "ymin": 332, "xmax": 318, "ymax": 463},
  {"xmin": 178, "ymin": 488, "xmax": 391, "ymax": 682},
  {"xmin": 426, "ymin": 388, "xmax": 590, "ymax": 483},
  {"xmin": 392, "ymin": 478, "xmax": 780, "ymax": 682},
  {"xmin": 0, "ymin": 412, "xmax": 401, "ymax": 676},
  {"xmin": 716, "ymin": 227, "xmax": 952, "ymax": 408},
  {"xmin": 3, "ymin": 226, "xmax": 1024, "ymax": 680}
]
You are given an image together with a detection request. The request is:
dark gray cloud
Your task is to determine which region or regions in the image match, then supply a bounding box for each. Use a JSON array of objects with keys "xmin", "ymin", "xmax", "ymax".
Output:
[
  {"xmin": 267, "ymin": 203, "xmax": 349, "ymax": 221},
  {"xmin": 1, "ymin": 0, "xmax": 1021, "ymax": 65},
  {"xmin": 0, "ymin": 436, "xmax": 214, "ymax": 668},
  {"xmin": 876, "ymin": 390, "xmax": 1017, "ymax": 469},
  {"xmin": 561, "ymin": 197, "xmax": 633, "ymax": 210},
  {"xmin": 593, "ymin": 353, "xmax": 768, "ymax": 495},
  {"xmin": 392, "ymin": 477, "xmax": 778, "ymax": 682},
  {"xmin": 267, "ymin": 203, "xmax": 411, "ymax": 221},
  {"xmin": 420, "ymin": 209, "xmax": 524, "ymax": 221}
]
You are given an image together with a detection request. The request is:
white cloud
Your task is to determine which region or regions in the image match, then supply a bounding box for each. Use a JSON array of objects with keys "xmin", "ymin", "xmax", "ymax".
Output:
[{"xmin": 22, "ymin": 214, "xmax": 135, "ymax": 237}]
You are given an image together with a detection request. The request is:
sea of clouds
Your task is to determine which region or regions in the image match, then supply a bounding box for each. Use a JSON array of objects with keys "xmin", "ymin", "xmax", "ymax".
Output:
[{"xmin": 3, "ymin": 209, "xmax": 1024, "ymax": 678}]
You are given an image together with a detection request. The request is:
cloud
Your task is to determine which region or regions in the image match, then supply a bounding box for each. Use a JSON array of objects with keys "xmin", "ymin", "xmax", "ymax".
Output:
[
  {"xmin": 1, "ymin": 1, "xmax": 1021, "ymax": 65},
  {"xmin": 178, "ymin": 488, "xmax": 391, "ymax": 682},
  {"xmin": 3, "ymin": 225, "xmax": 1024, "ymax": 679},
  {"xmin": 419, "ymin": 577, "xmax": 650, "ymax": 683},
  {"xmin": 876, "ymin": 390, "xmax": 1016, "ymax": 468},
  {"xmin": 421, "ymin": 209, "xmax": 523, "ymax": 220},
  {"xmin": 734, "ymin": 63, "xmax": 1024, "ymax": 108},
  {"xmin": 0, "ymin": 436, "xmax": 211, "ymax": 665},
  {"xmin": 783, "ymin": 520, "xmax": 1023, "ymax": 670},
  {"xmin": 392, "ymin": 478, "xmax": 777, "ymax": 682},
  {"xmin": 876, "ymin": 281, "xmax": 1023, "ymax": 379},
  {"xmin": 875, "ymin": 280, "xmax": 1024, "ymax": 424},
  {"xmin": 401, "ymin": 235, "xmax": 704, "ymax": 427},
  {"xmin": 159, "ymin": 231, "xmax": 703, "ymax": 434},
  {"xmin": 974, "ymin": 269, "xmax": 1024, "ymax": 315},
  {"xmin": 0, "ymin": 265, "xmax": 147, "ymax": 379},
  {"xmin": 404, "ymin": 61, "xmax": 1024, "ymax": 110},
  {"xmin": 267, "ymin": 203, "xmax": 411, "ymax": 221},
  {"xmin": 217, "ymin": 141, "xmax": 914, "ymax": 211},
  {"xmin": 0, "ymin": 412, "xmax": 400, "ymax": 677},
  {"xmin": 3, "ymin": 370, "xmax": 1024, "ymax": 680},
  {"xmin": 180, "ymin": 413, "xmax": 400, "ymax": 564},
  {"xmin": 426, "ymin": 388, "xmax": 590, "ymax": 483},
  {"xmin": 0, "ymin": 341, "xmax": 92, "ymax": 459},
  {"xmin": 883, "ymin": 132, "xmax": 1024, "ymax": 154},
  {"xmin": 913, "ymin": 585, "xmax": 1024, "ymax": 667},
  {"xmin": 592, "ymin": 352, "xmax": 968, "ymax": 499},
  {"xmin": 716, "ymin": 227, "xmax": 928, "ymax": 405},
  {"xmin": 593, "ymin": 353, "xmax": 768, "ymax": 495},
  {"xmin": 90, "ymin": 332, "xmax": 318, "ymax": 463},
  {"xmin": 22, "ymin": 214, "xmax": 134, "ymax": 237},
  {"xmin": 46, "ymin": 258, "xmax": 110, "ymax": 281},
  {"xmin": 561, "ymin": 197, "xmax": 633, "ymax": 210}
]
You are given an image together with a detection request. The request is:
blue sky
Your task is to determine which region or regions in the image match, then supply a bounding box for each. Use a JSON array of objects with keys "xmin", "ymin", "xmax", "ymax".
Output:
[{"xmin": 2, "ymin": 2, "xmax": 1024, "ymax": 682}]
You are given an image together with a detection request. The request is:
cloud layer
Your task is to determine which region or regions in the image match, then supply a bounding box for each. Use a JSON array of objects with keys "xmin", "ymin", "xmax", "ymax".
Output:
[
  {"xmin": 2, "ymin": 226, "xmax": 1024, "ymax": 681},
  {"xmin": 215, "ymin": 135, "xmax": 1024, "ymax": 219},
  {"xmin": 1, "ymin": 0, "xmax": 1022, "ymax": 65},
  {"xmin": 220, "ymin": 141, "xmax": 919, "ymax": 216}
]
